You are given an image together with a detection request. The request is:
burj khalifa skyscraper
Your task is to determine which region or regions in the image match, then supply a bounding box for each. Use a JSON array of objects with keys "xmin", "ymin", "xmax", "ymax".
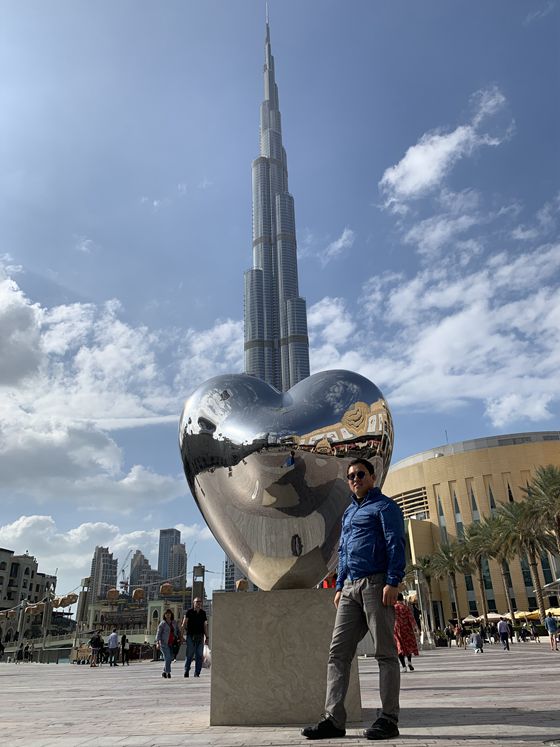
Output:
[{"xmin": 243, "ymin": 15, "xmax": 310, "ymax": 392}]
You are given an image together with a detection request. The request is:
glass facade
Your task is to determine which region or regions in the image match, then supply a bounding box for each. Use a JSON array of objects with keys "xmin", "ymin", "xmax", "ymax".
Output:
[{"xmin": 244, "ymin": 20, "xmax": 310, "ymax": 391}]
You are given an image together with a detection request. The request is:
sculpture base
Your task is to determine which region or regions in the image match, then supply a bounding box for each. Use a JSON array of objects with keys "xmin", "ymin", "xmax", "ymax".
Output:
[{"xmin": 210, "ymin": 588, "xmax": 362, "ymax": 726}]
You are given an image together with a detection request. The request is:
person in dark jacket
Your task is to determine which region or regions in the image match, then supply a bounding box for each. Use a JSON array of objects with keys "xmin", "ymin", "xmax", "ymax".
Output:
[
  {"xmin": 302, "ymin": 458, "xmax": 405, "ymax": 741},
  {"xmin": 89, "ymin": 631, "xmax": 102, "ymax": 667},
  {"xmin": 156, "ymin": 609, "xmax": 181, "ymax": 679}
]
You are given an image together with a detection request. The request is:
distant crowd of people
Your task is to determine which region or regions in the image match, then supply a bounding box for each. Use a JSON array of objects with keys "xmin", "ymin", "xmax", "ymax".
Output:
[
  {"xmin": 87, "ymin": 630, "xmax": 131, "ymax": 667},
  {"xmin": 83, "ymin": 598, "xmax": 210, "ymax": 680},
  {"xmin": 440, "ymin": 613, "xmax": 559, "ymax": 652}
]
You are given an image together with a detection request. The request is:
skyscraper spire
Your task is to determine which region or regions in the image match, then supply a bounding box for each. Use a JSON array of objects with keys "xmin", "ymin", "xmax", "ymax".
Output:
[{"xmin": 244, "ymin": 15, "xmax": 310, "ymax": 392}]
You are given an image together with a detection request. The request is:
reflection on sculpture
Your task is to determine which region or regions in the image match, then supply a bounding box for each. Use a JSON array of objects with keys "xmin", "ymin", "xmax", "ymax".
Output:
[{"xmin": 179, "ymin": 370, "xmax": 394, "ymax": 590}]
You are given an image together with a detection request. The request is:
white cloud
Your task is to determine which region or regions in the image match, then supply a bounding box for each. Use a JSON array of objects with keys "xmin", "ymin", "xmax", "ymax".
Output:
[
  {"xmin": 308, "ymin": 297, "xmax": 356, "ymax": 347},
  {"xmin": 470, "ymin": 86, "xmax": 506, "ymax": 128},
  {"xmin": 511, "ymin": 193, "xmax": 559, "ymax": 241},
  {"xmin": 320, "ymin": 227, "xmax": 355, "ymax": 266},
  {"xmin": 0, "ymin": 266, "xmax": 241, "ymax": 515},
  {"xmin": 175, "ymin": 318, "xmax": 244, "ymax": 392},
  {"xmin": 74, "ymin": 236, "xmax": 96, "ymax": 254},
  {"xmin": 404, "ymin": 213, "xmax": 480, "ymax": 256},
  {"xmin": 0, "ymin": 273, "xmax": 43, "ymax": 384},
  {"xmin": 311, "ymin": 241, "xmax": 560, "ymax": 429},
  {"xmin": 485, "ymin": 393, "xmax": 554, "ymax": 428},
  {"xmin": 0, "ymin": 411, "xmax": 186, "ymax": 512},
  {"xmin": 379, "ymin": 86, "xmax": 509, "ymax": 212},
  {"xmin": 437, "ymin": 188, "xmax": 480, "ymax": 214},
  {"xmin": 524, "ymin": 1, "xmax": 556, "ymax": 25}
]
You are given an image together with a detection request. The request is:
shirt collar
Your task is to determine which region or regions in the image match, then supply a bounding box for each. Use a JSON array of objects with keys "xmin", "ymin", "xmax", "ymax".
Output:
[{"xmin": 351, "ymin": 486, "xmax": 381, "ymax": 505}]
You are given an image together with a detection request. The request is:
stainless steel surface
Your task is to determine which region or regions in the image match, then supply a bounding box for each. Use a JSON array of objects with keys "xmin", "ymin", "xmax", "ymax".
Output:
[{"xmin": 179, "ymin": 369, "xmax": 394, "ymax": 590}]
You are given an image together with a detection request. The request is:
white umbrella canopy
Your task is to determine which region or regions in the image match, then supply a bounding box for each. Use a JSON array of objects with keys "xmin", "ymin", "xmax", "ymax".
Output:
[
  {"xmin": 484, "ymin": 612, "xmax": 503, "ymax": 622},
  {"xmin": 462, "ymin": 614, "xmax": 479, "ymax": 624}
]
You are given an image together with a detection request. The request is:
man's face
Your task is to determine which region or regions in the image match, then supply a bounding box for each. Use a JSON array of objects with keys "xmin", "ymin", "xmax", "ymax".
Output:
[
  {"xmin": 346, "ymin": 463, "xmax": 375, "ymax": 498},
  {"xmin": 194, "ymin": 598, "xmax": 202, "ymax": 610}
]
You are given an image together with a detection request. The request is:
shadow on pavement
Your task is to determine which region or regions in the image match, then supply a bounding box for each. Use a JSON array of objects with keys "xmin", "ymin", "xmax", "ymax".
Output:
[{"xmin": 355, "ymin": 706, "xmax": 560, "ymax": 741}]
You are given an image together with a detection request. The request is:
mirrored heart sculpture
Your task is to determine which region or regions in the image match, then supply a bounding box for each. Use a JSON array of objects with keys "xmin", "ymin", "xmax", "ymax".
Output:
[{"xmin": 179, "ymin": 369, "xmax": 393, "ymax": 590}]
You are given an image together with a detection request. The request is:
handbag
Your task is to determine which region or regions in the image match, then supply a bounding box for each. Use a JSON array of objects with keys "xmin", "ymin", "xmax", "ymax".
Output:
[{"xmin": 202, "ymin": 644, "xmax": 211, "ymax": 669}]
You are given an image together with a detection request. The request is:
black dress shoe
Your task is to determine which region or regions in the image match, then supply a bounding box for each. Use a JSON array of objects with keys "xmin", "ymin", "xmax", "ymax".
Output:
[
  {"xmin": 364, "ymin": 717, "xmax": 399, "ymax": 740},
  {"xmin": 161, "ymin": 672, "xmax": 167, "ymax": 678},
  {"xmin": 184, "ymin": 671, "xmax": 189, "ymax": 678},
  {"xmin": 301, "ymin": 718, "xmax": 345, "ymax": 740}
]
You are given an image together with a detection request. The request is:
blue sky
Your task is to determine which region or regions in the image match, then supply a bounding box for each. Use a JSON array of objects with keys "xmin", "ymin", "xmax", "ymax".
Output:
[{"xmin": 0, "ymin": 0, "xmax": 559, "ymax": 599}]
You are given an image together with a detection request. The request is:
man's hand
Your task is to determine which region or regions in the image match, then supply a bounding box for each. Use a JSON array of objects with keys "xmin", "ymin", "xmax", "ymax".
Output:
[
  {"xmin": 382, "ymin": 584, "xmax": 398, "ymax": 607},
  {"xmin": 334, "ymin": 590, "xmax": 342, "ymax": 609}
]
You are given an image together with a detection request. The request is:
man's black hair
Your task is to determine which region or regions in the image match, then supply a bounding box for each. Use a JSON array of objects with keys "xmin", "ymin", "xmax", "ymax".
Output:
[{"xmin": 347, "ymin": 457, "xmax": 375, "ymax": 475}]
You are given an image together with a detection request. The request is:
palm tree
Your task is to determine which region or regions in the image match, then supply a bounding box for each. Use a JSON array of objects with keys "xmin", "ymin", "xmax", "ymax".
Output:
[
  {"xmin": 495, "ymin": 501, "xmax": 557, "ymax": 622},
  {"xmin": 483, "ymin": 514, "xmax": 516, "ymax": 622},
  {"xmin": 411, "ymin": 555, "xmax": 435, "ymax": 632},
  {"xmin": 431, "ymin": 542, "xmax": 473, "ymax": 623},
  {"xmin": 462, "ymin": 522, "xmax": 494, "ymax": 626},
  {"xmin": 521, "ymin": 465, "xmax": 560, "ymax": 567}
]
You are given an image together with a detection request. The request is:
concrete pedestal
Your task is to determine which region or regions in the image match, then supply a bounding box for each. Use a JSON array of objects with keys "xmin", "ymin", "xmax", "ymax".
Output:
[{"xmin": 210, "ymin": 588, "xmax": 362, "ymax": 726}]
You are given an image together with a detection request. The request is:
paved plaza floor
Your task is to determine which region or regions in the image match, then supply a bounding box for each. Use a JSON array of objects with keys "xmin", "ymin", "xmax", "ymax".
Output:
[{"xmin": 1, "ymin": 643, "xmax": 559, "ymax": 747}]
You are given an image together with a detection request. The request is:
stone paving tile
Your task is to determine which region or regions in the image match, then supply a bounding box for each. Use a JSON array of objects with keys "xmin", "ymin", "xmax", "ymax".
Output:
[{"xmin": 2, "ymin": 644, "xmax": 560, "ymax": 746}]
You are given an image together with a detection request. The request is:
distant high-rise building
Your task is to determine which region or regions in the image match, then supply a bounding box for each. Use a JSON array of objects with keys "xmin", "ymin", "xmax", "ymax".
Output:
[
  {"xmin": 224, "ymin": 554, "xmax": 259, "ymax": 593},
  {"xmin": 87, "ymin": 546, "xmax": 117, "ymax": 606},
  {"xmin": 170, "ymin": 543, "xmax": 187, "ymax": 589},
  {"xmin": 130, "ymin": 549, "xmax": 162, "ymax": 601},
  {"xmin": 244, "ymin": 16, "xmax": 310, "ymax": 392},
  {"xmin": 158, "ymin": 528, "xmax": 181, "ymax": 580}
]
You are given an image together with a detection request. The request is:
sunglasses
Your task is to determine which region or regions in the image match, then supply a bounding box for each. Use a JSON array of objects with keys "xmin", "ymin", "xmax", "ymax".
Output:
[{"xmin": 347, "ymin": 470, "xmax": 367, "ymax": 481}]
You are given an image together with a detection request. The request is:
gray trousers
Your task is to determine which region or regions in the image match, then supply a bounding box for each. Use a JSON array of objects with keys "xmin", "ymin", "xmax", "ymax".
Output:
[{"xmin": 325, "ymin": 574, "xmax": 400, "ymax": 728}]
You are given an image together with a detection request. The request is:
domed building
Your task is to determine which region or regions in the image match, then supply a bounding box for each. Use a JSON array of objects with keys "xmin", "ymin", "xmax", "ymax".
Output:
[{"xmin": 383, "ymin": 431, "xmax": 560, "ymax": 628}]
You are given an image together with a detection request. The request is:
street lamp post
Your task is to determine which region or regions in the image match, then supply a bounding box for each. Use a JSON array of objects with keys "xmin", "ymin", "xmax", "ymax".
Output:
[
  {"xmin": 16, "ymin": 599, "xmax": 27, "ymax": 643},
  {"xmin": 41, "ymin": 590, "xmax": 54, "ymax": 661}
]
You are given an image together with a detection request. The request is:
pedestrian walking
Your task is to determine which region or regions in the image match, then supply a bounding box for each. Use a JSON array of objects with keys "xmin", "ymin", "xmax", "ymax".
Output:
[
  {"xmin": 544, "ymin": 613, "xmax": 558, "ymax": 651},
  {"xmin": 497, "ymin": 617, "xmax": 510, "ymax": 650},
  {"xmin": 301, "ymin": 458, "xmax": 405, "ymax": 741},
  {"xmin": 121, "ymin": 635, "xmax": 130, "ymax": 665},
  {"xmin": 445, "ymin": 624, "xmax": 454, "ymax": 647},
  {"xmin": 107, "ymin": 629, "xmax": 119, "ymax": 666},
  {"xmin": 394, "ymin": 594, "xmax": 419, "ymax": 672},
  {"xmin": 469, "ymin": 629, "xmax": 484, "ymax": 653},
  {"xmin": 181, "ymin": 598, "xmax": 209, "ymax": 678},
  {"xmin": 156, "ymin": 609, "xmax": 181, "ymax": 679},
  {"xmin": 89, "ymin": 631, "xmax": 102, "ymax": 667},
  {"xmin": 454, "ymin": 623, "xmax": 465, "ymax": 649}
]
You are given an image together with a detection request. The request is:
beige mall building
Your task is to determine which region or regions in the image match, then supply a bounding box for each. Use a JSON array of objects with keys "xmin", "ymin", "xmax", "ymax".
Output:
[{"xmin": 383, "ymin": 431, "xmax": 560, "ymax": 628}]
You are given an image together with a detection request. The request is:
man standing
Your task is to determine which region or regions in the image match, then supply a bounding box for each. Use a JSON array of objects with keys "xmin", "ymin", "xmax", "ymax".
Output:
[
  {"xmin": 302, "ymin": 458, "xmax": 405, "ymax": 741},
  {"xmin": 107, "ymin": 628, "xmax": 119, "ymax": 666},
  {"xmin": 497, "ymin": 617, "xmax": 510, "ymax": 650},
  {"xmin": 181, "ymin": 597, "xmax": 209, "ymax": 678}
]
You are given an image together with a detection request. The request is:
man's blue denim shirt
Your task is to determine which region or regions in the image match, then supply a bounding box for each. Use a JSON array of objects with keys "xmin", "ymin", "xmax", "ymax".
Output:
[{"xmin": 335, "ymin": 486, "xmax": 406, "ymax": 591}]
